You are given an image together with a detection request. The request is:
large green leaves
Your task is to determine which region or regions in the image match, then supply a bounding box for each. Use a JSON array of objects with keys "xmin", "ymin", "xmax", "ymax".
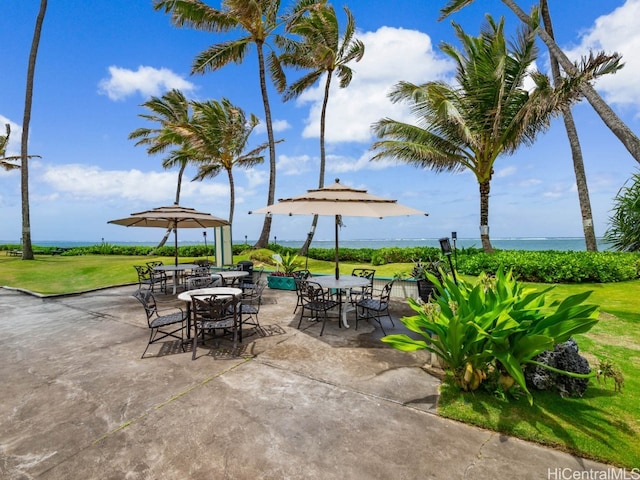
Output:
[{"xmin": 382, "ymin": 267, "xmax": 600, "ymax": 404}]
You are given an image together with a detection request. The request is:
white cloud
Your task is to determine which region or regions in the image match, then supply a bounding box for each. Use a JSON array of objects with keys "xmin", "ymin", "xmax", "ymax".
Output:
[
  {"xmin": 244, "ymin": 169, "xmax": 268, "ymax": 189},
  {"xmin": 517, "ymin": 178, "xmax": 543, "ymax": 187},
  {"xmin": 97, "ymin": 65, "xmax": 196, "ymax": 101},
  {"xmin": 563, "ymin": 0, "xmax": 640, "ymax": 111},
  {"xmin": 295, "ymin": 26, "xmax": 455, "ymax": 144},
  {"xmin": 39, "ymin": 164, "xmax": 227, "ymax": 203},
  {"xmin": 328, "ymin": 150, "xmax": 396, "ymax": 174},
  {"xmin": 496, "ymin": 166, "xmax": 517, "ymax": 178},
  {"xmin": 254, "ymin": 118, "xmax": 291, "ymax": 135},
  {"xmin": 277, "ymin": 154, "xmax": 313, "ymax": 176}
]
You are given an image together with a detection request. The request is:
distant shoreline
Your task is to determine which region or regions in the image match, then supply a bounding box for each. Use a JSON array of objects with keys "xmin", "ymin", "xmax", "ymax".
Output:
[{"xmin": 1, "ymin": 237, "xmax": 613, "ymax": 252}]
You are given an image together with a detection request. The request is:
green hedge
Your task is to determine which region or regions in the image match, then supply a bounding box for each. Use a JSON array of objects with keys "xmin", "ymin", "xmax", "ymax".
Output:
[
  {"xmin": 457, "ymin": 250, "xmax": 640, "ymax": 283},
  {"xmin": 4, "ymin": 243, "xmax": 639, "ymax": 283}
]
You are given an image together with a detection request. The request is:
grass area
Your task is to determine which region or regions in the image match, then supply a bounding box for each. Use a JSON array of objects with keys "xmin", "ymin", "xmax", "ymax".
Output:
[
  {"xmin": 0, "ymin": 253, "xmax": 408, "ymax": 294},
  {"xmin": 437, "ymin": 280, "xmax": 640, "ymax": 468},
  {"xmin": 1, "ymin": 253, "xmax": 637, "ymax": 466}
]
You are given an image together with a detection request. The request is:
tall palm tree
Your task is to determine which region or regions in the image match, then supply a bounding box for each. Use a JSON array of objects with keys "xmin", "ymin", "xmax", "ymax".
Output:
[
  {"xmin": 371, "ymin": 16, "xmax": 619, "ymax": 253},
  {"xmin": 183, "ymin": 98, "xmax": 271, "ymax": 225},
  {"xmin": 277, "ymin": 4, "xmax": 364, "ymax": 255},
  {"xmin": 154, "ymin": 0, "xmax": 318, "ymax": 247},
  {"xmin": 129, "ymin": 89, "xmax": 195, "ymax": 248},
  {"xmin": 540, "ymin": 0, "xmax": 597, "ymax": 252},
  {"xmin": 440, "ymin": 0, "xmax": 640, "ymax": 164},
  {"xmin": 20, "ymin": 0, "xmax": 47, "ymax": 260}
]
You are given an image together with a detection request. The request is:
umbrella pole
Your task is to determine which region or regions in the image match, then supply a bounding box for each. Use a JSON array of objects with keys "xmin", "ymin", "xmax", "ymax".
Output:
[
  {"xmin": 335, "ymin": 215, "xmax": 339, "ymax": 279},
  {"xmin": 174, "ymin": 224, "xmax": 178, "ymax": 266}
]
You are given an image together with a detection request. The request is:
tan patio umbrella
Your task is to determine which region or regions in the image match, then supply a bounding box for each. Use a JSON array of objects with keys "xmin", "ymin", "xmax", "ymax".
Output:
[
  {"xmin": 108, "ymin": 205, "xmax": 229, "ymax": 266},
  {"xmin": 250, "ymin": 179, "xmax": 428, "ymax": 279}
]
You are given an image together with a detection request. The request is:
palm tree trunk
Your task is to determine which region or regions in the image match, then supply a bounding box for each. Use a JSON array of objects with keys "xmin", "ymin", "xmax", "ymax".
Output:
[
  {"xmin": 502, "ymin": 0, "xmax": 640, "ymax": 164},
  {"xmin": 21, "ymin": 0, "xmax": 47, "ymax": 260},
  {"xmin": 300, "ymin": 72, "xmax": 333, "ymax": 256},
  {"xmin": 156, "ymin": 162, "xmax": 187, "ymax": 249},
  {"xmin": 255, "ymin": 40, "xmax": 275, "ymax": 248},
  {"xmin": 541, "ymin": 0, "xmax": 598, "ymax": 252},
  {"xmin": 479, "ymin": 180, "xmax": 494, "ymax": 253},
  {"xmin": 227, "ymin": 167, "xmax": 235, "ymax": 225}
]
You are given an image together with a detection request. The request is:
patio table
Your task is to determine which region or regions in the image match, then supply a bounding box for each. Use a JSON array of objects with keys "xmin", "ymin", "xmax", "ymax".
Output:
[
  {"xmin": 178, "ymin": 287, "xmax": 243, "ymax": 338},
  {"xmin": 312, "ymin": 275, "xmax": 371, "ymax": 328},
  {"xmin": 214, "ymin": 270, "xmax": 250, "ymax": 286},
  {"xmin": 153, "ymin": 263, "xmax": 199, "ymax": 295}
]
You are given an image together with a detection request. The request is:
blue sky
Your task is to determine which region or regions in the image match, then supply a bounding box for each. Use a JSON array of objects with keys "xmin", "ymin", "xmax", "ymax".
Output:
[{"xmin": 1, "ymin": 0, "xmax": 639, "ymax": 245}]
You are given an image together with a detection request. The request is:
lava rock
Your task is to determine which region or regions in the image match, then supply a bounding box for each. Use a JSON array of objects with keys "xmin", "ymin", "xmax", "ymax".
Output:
[{"xmin": 524, "ymin": 338, "xmax": 591, "ymax": 397}]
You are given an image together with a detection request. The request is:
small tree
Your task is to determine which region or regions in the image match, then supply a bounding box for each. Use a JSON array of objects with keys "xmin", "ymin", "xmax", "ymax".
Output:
[{"xmin": 604, "ymin": 170, "xmax": 640, "ymax": 252}]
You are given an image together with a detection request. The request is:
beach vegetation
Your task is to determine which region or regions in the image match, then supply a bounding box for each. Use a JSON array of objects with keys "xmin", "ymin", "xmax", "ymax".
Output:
[
  {"xmin": 1, "ymin": 243, "xmax": 638, "ymax": 283},
  {"xmin": 382, "ymin": 268, "xmax": 600, "ymax": 405},
  {"xmin": 604, "ymin": 169, "xmax": 640, "ymax": 252},
  {"xmin": 371, "ymin": 14, "xmax": 621, "ymax": 254},
  {"xmin": 153, "ymin": 0, "xmax": 320, "ymax": 249},
  {"xmin": 128, "ymin": 89, "xmax": 196, "ymax": 249},
  {"xmin": 0, "ymin": 253, "xmax": 638, "ymax": 465},
  {"xmin": 276, "ymin": 3, "xmax": 365, "ymax": 254},
  {"xmin": 185, "ymin": 98, "xmax": 270, "ymax": 225},
  {"xmin": 440, "ymin": 0, "xmax": 640, "ymax": 166}
]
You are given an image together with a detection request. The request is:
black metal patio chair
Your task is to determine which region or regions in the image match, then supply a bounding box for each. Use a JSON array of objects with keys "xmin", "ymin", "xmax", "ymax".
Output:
[
  {"xmin": 190, "ymin": 294, "xmax": 241, "ymax": 360},
  {"xmin": 133, "ymin": 288, "xmax": 187, "ymax": 358},
  {"xmin": 354, "ymin": 280, "xmax": 395, "ymax": 335},
  {"xmin": 295, "ymin": 279, "xmax": 340, "ymax": 336}
]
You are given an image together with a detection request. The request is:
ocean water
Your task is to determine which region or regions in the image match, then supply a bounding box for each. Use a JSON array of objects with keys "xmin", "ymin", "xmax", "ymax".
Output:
[{"xmin": 1, "ymin": 237, "xmax": 614, "ymax": 251}]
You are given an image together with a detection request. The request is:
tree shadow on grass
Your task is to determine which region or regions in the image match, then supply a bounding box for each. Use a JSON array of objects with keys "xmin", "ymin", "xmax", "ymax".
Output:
[{"xmin": 438, "ymin": 379, "xmax": 635, "ymax": 467}]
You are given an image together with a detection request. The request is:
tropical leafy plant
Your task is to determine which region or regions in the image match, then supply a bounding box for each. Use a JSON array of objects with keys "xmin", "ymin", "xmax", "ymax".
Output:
[
  {"xmin": 273, "ymin": 252, "xmax": 302, "ymax": 275},
  {"xmin": 382, "ymin": 268, "xmax": 600, "ymax": 404},
  {"xmin": 604, "ymin": 170, "xmax": 640, "ymax": 252}
]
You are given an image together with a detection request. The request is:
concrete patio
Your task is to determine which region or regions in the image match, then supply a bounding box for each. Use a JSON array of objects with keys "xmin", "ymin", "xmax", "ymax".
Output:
[{"xmin": 0, "ymin": 284, "xmax": 612, "ymax": 479}]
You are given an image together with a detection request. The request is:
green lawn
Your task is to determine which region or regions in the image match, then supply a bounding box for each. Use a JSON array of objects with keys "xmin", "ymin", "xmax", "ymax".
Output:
[
  {"xmin": 1, "ymin": 253, "xmax": 637, "ymax": 466},
  {"xmin": 437, "ymin": 280, "xmax": 640, "ymax": 468}
]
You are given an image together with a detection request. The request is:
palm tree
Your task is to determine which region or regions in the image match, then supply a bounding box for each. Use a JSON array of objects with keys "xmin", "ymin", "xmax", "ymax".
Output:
[
  {"xmin": 277, "ymin": 3, "xmax": 364, "ymax": 255},
  {"xmin": 20, "ymin": 0, "xmax": 47, "ymax": 260},
  {"xmin": 540, "ymin": 0, "xmax": 597, "ymax": 252},
  {"xmin": 129, "ymin": 89, "xmax": 195, "ymax": 248},
  {"xmin": 183, "ymin": 98, "xmax": 271, "ymax": 225},
  {"xmin": 440, "ymin": 0, "xmax": 640, "ymax": 165},
  {"xmin": 1, "ymin": 123, "xmax": 41, "ymax": 172},
  {"xmin": 371, "ymin": 16, "xmax": 619, "ymax": 253},
  {"xmin": 604, "ymin": 170, "xmax": 640, "ymax": 252},
  {"xmin": 1, "ymin": 124, "xmax": 21, "ymax": 171},
  {"xmin": 154, "ymin": 0, "xmax": 318, "ymax": 248}
]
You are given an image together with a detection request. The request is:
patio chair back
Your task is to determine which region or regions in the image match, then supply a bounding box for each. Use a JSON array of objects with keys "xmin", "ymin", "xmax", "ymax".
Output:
[
  {"xmin": 190, "ymin": 294, "xmax": 240, "ymax": 360},
  {"xmin": 350, "ymin": 268, "xmax": 376, "ymax": 304},
  {"xmin": 354, "ymin": 280, "xmax": 395, "ymax": 335},
  {"xmin": 240, "ymin": 279, "xmax": 267, "ymax": 333},
  {"xmin": 134, "ymin": 265, "xmax": 166, "ymax": 293},
  {"xmin": 133, "ymin": 289, "xmax": 186, "ymax": 358},
  {"xmin": 295, "ymin": 279, "xmax": 339, "ymax": 336}
]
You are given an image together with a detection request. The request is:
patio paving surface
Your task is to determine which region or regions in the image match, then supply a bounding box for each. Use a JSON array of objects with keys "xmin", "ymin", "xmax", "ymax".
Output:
[{"xmin": 0, "ymin": 283, "xmax": 613, "ymax": 479}]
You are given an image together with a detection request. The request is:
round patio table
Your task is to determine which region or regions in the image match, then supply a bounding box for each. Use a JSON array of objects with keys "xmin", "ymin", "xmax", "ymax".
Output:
[
  {"xmin": 178, "ymin": 287, "xmax": 243, "ymax": 338},
  {"xmin": 214, "ymin": 270, "xmax": 250, "ymax": 286},
  {"xmin": 312, "ymin": 275, "xmax": 371, "ymax": 328},
  {"xmin": 153, "ymin": 263, "xmax": 199, "ymax": 295}
]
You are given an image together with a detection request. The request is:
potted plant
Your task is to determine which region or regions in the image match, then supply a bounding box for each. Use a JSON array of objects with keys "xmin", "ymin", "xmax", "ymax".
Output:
[
  {"xmin": 410, "ymin": 257, "xmax": 442, "ymax": 302},
  {"xmin": 267, "ymin": 252, "xmax": 301, "ymax": 290}
]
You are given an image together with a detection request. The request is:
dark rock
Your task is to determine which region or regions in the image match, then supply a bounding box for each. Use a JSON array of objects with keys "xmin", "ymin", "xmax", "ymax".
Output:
[{"xmin": 524, "ymin": 338, "xmax": 591, "ymax": 397}]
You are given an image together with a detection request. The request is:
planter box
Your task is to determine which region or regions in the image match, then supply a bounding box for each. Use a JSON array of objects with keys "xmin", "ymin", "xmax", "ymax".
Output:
[
  {"xmin": 267, "ymin": 275, "xmax": 296, "ymax": 291},
  {"xmin": 417, "ymin": 279, "xmax": 437, "ymax": 301}
]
